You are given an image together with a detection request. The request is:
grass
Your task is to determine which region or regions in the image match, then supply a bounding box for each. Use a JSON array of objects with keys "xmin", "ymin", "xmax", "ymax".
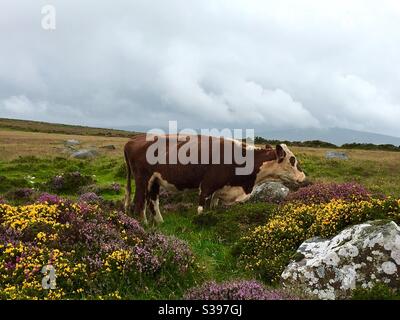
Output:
[
  {"xmin": 157, "ymin": 210, "xmax": 252, "ymax": 283},
  {"xmin": 1, "ymin": 124, "xmax": 400, "ymax": 299},
  {"xmin": 296, "ymin": 151, "xmax": 400, "ymax": 197},
  {"xmin": 0, "ymin": 156, "xmax": 126, "ymax": 200}
]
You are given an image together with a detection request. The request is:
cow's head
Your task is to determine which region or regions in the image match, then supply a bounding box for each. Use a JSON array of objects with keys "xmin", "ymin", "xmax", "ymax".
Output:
[
  {"xmin": 274, "ymin": 144, "xmax": 306, "ymax": 184},
  {"xmin": 257, "ymin": 144, "xmax": 306, "ymax": 185}
]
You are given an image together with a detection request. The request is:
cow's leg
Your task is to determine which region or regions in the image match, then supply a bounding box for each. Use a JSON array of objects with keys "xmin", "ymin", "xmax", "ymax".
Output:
[
  {"xmin": 210, "ymin": 193, "xmax": 219, "ymax": 209},
  {"xmin": 198, "ymin": 184, "xmax": 215, "ymax": 215},
  {"xmin": 133, "ymin": 174, "xmax": 148, "ymax": 225},
  {"xmin": 124, "ymin": 152, "xmax": 133, "ymax": 215},
  {"xmin": 148, "ymin": 180, "xmax": 163, "ymax": 224}
]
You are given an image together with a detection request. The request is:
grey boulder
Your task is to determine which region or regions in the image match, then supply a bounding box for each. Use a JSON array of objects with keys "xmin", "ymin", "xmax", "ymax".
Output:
[
  {"xmin": 281, "ymin": 220, "xmax": 400, "ymax": 300},
  {"xmin": 71, "ymin": 149, "xmax": 98, "ymax": 159},
  {"xmin": 250, "ymin": 181, "xmax": 289, "ymax": 203}
]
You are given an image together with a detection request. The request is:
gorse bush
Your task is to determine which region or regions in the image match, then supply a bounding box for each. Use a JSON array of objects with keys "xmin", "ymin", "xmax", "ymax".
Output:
[
  {"xmin": 0, "ymin": 202, "xmax": 195, "ymax": 299},
  {"xmin": 237, "ymin": 198, "xmax": 400, "ymax": 283},
  {"xmin": 286, "ymin": 182, "xmax": 372, "ymax": 204},
  {"xmin": 184, "ymin": 280, "xmax": 299, "ymax": 300}
]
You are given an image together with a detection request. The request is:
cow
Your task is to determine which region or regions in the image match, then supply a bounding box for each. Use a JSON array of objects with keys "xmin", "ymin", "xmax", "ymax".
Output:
[{"xmin": 124, "ymin": 133, "xmax": 306, "ymax": 224}]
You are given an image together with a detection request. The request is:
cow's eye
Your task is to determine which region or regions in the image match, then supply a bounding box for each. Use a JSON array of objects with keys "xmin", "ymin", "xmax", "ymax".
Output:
[{"xmin": 289, "ymin": 156, "xmax": 296, "ymax": 166}]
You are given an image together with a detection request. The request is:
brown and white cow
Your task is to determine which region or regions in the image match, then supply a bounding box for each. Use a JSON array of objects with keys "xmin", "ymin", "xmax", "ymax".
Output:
[{"xmin": 124, "ymin": 133, "xmax": 306, "ymax": 224}]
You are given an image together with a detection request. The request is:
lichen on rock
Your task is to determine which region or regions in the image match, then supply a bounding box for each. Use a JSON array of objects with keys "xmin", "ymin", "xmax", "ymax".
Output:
[{"xmin": 281, "ymin": 220, "xmax": 400, "ymax": 299}]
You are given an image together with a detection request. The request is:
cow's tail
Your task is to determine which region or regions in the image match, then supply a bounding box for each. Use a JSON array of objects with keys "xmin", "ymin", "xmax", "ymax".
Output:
[{"xmin": 124, "ymin": 149, "xmax": 132, "ymax": 215}]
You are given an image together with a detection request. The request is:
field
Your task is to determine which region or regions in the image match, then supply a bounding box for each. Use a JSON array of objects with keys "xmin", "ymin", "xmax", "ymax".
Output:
[{"xmin": 1, "ymin": 123, "xmax": 400, "ymax": 300}]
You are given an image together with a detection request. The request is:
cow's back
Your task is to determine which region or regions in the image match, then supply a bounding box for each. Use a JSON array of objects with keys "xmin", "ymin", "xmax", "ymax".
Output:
[{"xmin": 124, "ymin": 134, "xmax": 247, "ymax": 191}]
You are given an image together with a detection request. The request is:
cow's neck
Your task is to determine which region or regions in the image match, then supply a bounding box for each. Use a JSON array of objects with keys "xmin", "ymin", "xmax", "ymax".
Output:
[
  {"xmin": 253, "ymin": 149, "xmax": 279, "ymax": 185},
  {"xmin": 254, "ymin": 160, "xmax": 280, "ymax": 185}
]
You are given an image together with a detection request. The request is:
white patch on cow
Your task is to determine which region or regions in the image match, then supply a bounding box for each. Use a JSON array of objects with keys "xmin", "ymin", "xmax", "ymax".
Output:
[
  {"xmin": 197, "ymin": 206, "xmax": 204, "ymax": 214},
  {"xmin": 151, "ymin": 198, "xmax": 164, "ymax": 224},
  {"xmin": 142, "ymin": 200, "xmax": 148, "ymax": 225},
  {"xmin": 255, "ymin": 144, "xmax": 306, "ymax": 185},
  {"xmin": 149, "ymin": 172, "xmax": 178, "ymax": 192},
  {"xmin": 213, "ymin": 185, "xmax": 251, "ymax": 205},
  {"xmin": 210, "ymin": 193, "xmax": 220, "ymax": 209}
]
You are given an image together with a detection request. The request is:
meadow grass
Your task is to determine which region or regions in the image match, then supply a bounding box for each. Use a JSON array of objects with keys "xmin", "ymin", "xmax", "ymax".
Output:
[{"xmin": 1, "ymin": 128, "xmax": 400, "ymax": 299}]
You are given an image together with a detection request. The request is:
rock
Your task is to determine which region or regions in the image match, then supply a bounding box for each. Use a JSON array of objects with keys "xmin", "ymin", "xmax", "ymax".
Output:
[
  {"xmin": 71, "ymin": 149, "xmax": 98, "ymax": 159},
  {"xmin": 325, "ymin": 151, "xmax": 348, "ymax": 160},
  {"xmin": 100, "ymin": 144, "xmax": 116, "ymax": 150},
  {"xmin": 249, "ymin": 181, "xmax": 289, "ymax": 203},
  {"xmin": 281, "ymin": 220, "xmax": 400, "ymax": 300},
  {"xmin": 65, "ymin": 139, "xmax": 80, "ymax": 146}
]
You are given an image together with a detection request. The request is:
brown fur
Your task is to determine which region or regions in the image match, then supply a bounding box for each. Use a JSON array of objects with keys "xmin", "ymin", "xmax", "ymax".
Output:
[{"xmin": 124, "ymin": 134, "xmax": 305, "ymax": 223}]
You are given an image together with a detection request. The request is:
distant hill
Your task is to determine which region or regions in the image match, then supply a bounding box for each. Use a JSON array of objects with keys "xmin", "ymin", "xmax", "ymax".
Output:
[
  {"xmin": 0, "ymin": 118, "xmax": 136, "ymax": 138},
  {"xmin": 1, "ymin": 118, "xmax": 400, "ymax": 151},
  {"xmin": 261, "ymin": 127, "xmax": 400, "ymax": 146}
]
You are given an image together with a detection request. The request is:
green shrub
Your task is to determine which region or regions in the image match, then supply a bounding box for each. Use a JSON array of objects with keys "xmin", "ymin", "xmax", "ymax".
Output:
[
  {"xmin": 193, "ymin": 202, "xmax": 277, "ymax": 244},
  {"xmin": 114, "ymin": 162, "xmax": 127, "ymax": 179},
  {"xmin": 45, "ymin": 172, "xmax": 95, "ymax": 193},
  {"xmin": 0, "ymin": 176, "xmax": 29, "ymax": 194},
  {"xmin": 351, "ymin": 283, "xmax": 400, "ymax": 300}
]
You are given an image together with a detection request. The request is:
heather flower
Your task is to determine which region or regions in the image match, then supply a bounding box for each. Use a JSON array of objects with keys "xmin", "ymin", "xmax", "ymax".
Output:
[
  {"xmin": 36, "ymin": 193, "xmax": 63, "ymax": 204},
  {"xmin": 144, "ymin": 233, "xmax": 194, "ymax": 273},
  {"xmin": 115, "ymin": 212, "xmax": 145, "ymax": 237},
  {"xmin": 0, "ymin": 201, "xmax": 195, "ymax": 299},
  {"xmin": 286, "ymin": 182, "xmax": 372, "ymax": 204},
  {"xmin": 111, "ymin": 183, "xmax": 121, "ymax": 193},
  {"xmin": 78, "ymin": 192, "xmax": 102, "ymax": 204},
  {"xmin": 184, "ymin": 280, "xmax": 298, "ymax": 300},
  {"xmin": 47, "ymin": 172, "xmax": 94, "ymax": 193},
  {"xmin": 10, "ymin": 187, "xmax": 35, "ymax": 199}
]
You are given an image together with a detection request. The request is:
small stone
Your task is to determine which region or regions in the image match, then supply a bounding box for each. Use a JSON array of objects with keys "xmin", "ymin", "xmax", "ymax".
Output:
[
  {"xmin": 325, "ymin": 151, "xmax": 348, "ymax": 160},
  {"xmin": 71, "ymin": 149, "xmax": 98, "ymax": 159},
  {"xmin": 65, "ymin": 139, "xmax": 80, "ymax": 146}
]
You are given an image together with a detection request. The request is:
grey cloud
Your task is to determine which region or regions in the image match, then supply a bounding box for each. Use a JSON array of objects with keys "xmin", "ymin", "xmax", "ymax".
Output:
[{"xmin": 1, "ymin": 0, "xmax": 400, "ymax": 137}]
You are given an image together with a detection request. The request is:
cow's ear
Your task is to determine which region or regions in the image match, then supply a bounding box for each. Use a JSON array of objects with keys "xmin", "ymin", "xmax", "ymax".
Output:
[
  {"xmin": 276, "ymin": 144, "xmax": 286, "ymax": 163},
  {"xmin": 265, "ymin": 144, "xmax": 273, "ymax": 150}
]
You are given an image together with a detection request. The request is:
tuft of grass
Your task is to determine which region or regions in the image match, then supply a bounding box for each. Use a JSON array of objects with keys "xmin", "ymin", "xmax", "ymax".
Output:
[
  {"xmin": 351, "ymin": 283, "xmax": 400, "ymax": 300},
  {"xmin": 157, "ymin": 210, "xmax": 253, "ymax": 289},
  {"xmin": 193, "ymin": 202, "xmax": 277, "ymax": 244}
]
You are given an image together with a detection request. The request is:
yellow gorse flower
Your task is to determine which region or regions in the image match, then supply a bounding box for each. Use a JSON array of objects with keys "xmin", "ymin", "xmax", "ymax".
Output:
[{"xmin": 239, "ymin": 197, "xmax": 400, "ymax": 282}]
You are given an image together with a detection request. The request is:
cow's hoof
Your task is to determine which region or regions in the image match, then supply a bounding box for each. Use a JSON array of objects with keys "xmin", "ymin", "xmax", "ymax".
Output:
[
  {"xmin": 154, "ymin": 215, "xmax": 164, "ymax": 224},
  {"xmin": 197, "ymin": 206, "xmax": 204, "ymax": 215}
]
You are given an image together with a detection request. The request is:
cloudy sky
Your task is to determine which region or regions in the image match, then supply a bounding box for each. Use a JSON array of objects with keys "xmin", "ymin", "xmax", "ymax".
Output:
[{"xmin": 1, "ymin": 0, "xmax": 400, "ymax": 137}]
